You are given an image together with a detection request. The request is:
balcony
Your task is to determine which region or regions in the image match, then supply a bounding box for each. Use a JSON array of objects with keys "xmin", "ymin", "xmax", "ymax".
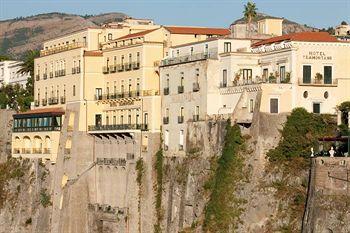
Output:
[
  {"xmin": 76, "ymin": 67, "xmax": 81, "ymax": 74},
  {"xmin": 94, "ymin": 90, "xmax": 159, "ymax": 101},
  {"xmin": 58, "ymin": 70, "xmax": 66, "ymax": 77},
  {"xmin": 178, "ymin": 116, "xmax": 184, "ymax": 124},
  {"xmin": 193, "ymin": 82, "xmax": 200, "ymax": 92},
  {"xmin": 88, "ymin": 124, "xmax": 148, "ymax": 132},
  {"xmin": 13, "ymin": 125, "xmax": 61, "ymax": 133},
  {"xmin": 43, "ymin": 148, "xmax": 51, "ymax": 154},
  {"xmin": 22, "ymin": 148, "xmax": 31, "ymax": 154},
  {"xmin": 178, "ymin": 86, "xmax": 184, "ymax": 94},
  {"xmin": 55, "ymin": 71, "xmax": 59, "ymax": 77},
  {"xmin": 35, "ymin": 75, "xmax": 40, "ymax": 81},
  {"xmin": 14, "ymin": 148, "xmax": 52, "ymax": 155},
  {"xmin": 298, "ymin": 78, "xmax": 337, "ymax": 86},
  {"xmin": 163, "ymin": 117, "xmax": 169, "ymax": 124},
  {"xmin": 49, "ymin": 72, "xmax": 53, "ymax": 78},
  {"xmin": 109, "ymin": 65, "xmax": 117, "ymax": 73},
  {"xmin": 48, "ymin": 97, "xmax": 59, "ymax": 105},
  {"xmin": 42, "ymin": 99, "xmax": 47, "ymax": 106},
  {"xmin": 72, "ymin": 67, "xmax": 76, "ymax": 74},
  {"xmin": 132, "ymin": 62, "xmax": 140, "ymax": 70},
  {"xmin": 33, "ymin": 148, "xmax": 42, "ymax": 154},
  {"xmin": 43, "ymin": 73, "xmax": 47, "ymax": 80},
  {"xmin": 34, "ymin": 100, "xmax": 40, "ymax": 107},
  {"xmin": 102, "ymin": 66, "xmax": 109, "ymax": 74},
  {"xmin": 117, "ymin": 64, "xmax": 124, "ymax": 72},
  {"xmin": 163, "ymin": 87, "xmax": 169, "ymax": 95},
  {"xmin": 40, "ymin": 42, "xmax": 86, "ymax": 57},
  {"xmin": 160, "ymin": 52, "xmax": 217, "ymax": 67},
  {"xmin": 124, "ymin": 63, "xmax": 132, "ymax": 71},
  {"xmin": 60, "ymin": 96, "xmax": 66, "ymax": 104},
  {"xmin": 193, "ymin": 115, "xmax": 199, "ymax": 122},
  {"xmin": 13, "ymin": 148, "xmax": 20, "ymax": 154}
]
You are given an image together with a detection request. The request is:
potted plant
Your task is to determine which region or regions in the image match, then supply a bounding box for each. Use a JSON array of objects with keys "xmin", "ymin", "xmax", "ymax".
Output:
[
  {"xmin": 233, "ymin": 71, "xmax": 241, "ymax": 86},
  {"xmin": 285, "ymin": 72, "xmax": 291, "ymax": 83},
  {"xmin": 268, "ymin": 72, "xmax": 276, "ymax": 83},
  {"xmin": 315, "ymin": 73, "xmax": 323, "ymax": 84}
]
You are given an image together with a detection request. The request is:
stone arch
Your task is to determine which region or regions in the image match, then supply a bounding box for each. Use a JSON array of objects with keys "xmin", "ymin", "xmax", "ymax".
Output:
[
  {"xmin": 33, "ymin": 136, "xmax": 43, "ymax": 154},
  {"xmin": 23, "ymin": 136, "xmax": 32, "ymax": 154},
  {"xmin": 44, "ymin": 136, "xmax": 51, "ymax": 154},
  {"xmin": 13, "ymin": 136, "xmax": 21, "ymax": 153}
]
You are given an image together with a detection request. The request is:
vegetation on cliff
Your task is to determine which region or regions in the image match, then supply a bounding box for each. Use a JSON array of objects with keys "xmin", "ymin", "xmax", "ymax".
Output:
[
  {"xmin": 203, "ymin": 122, "xmax": 245, "ymax": 232},
  {"xmin": 265, "ymin": 107, "xmax": 337, "ymax": 232},
  {"xmin": 154, "ymin": 149, "xmax": 164, "ymax": 233}
]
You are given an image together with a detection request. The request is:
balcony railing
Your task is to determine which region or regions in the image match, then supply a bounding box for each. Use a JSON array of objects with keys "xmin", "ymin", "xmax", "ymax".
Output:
[
  {"xmin": 124, "ymin": 63, "xmax": 132, "ymax": 71},
  {"xmin": 13, "ymin": 148, "xmax": 20, "ymax": 154},
  {"xmin": 22, "ymin": 148, "xmax": 31, "ymax": 154},
  {"xmin": 163, "ymin": 117, "xmax": 169, "ymax": 124},
  {"xmin": 35, "ymin": 75, "xmax": 40, "ymax": 81},
  {"xmin": 178, "ymin": 116, "xmax": 184, "ymax": 124},
  {"xmin": 164, "ymin": 87, "xmax": 169, "ymax": 95},
  {"xmin": 193, "ymin": 115, "xmax": 199, "ymax": 122},
  {"xmin": 132, "ymin": 62, "xmax": 140, "ymax": 70},
  {"xmin": 49, "ymin": 72, "xmax": 53, "ymax": 78},
  {"xmin": 13, "ymin": 126, "xmax": 61, "ymax": 132},
  {"xmin": 178, "ymin": 86, "xmax": 184, "ymax": 94},
  {"xmin": 102, "ymin": 66, "xmax": 109, "ymax": 74},
  {"xmin": 109, "ymin": 65, "xmax": 117, "ymax": 73},
  {"xmin": 88, "ymin": 124, "xmax": 148, "ymax": 132},
  {"xmin": 54, "ymin": 70, "xmax": 66, "ymax": 77},
  {"xmin": 40, "ymin": 42, "xmax": 86, "ymax": 57},
  {"xmin": 43, "ymin": 148, "xmax": 51, "ymax": 154},
  {"xmin": 76, "ymin": 67, "xmax": 81, "ymax": 74},
  {"xmin": 34, "ymin": 100, "xmax": 40, "ymax": 107},
  {"xmin": 33, "ymin": 148, "xmax": 42, "ymax": 154},
  {"xmin": 43, "ymin": 73, "xmax": 47, "ymax": 80},
  {"xmin": 42, "ymin": 99, "xmax": 47, "ymax": 106},
  {"xmin": 117, "ymin": 64, "xmax": 124, "ymax": 72},
  {"xmin": 193, "ymin": 82, "xmax": 200, "ymax": 92},
  {"xmin": 160, "ymin": 52, "xmax": 217, "ymax": 67},
  {"xmin": 94, "ymin": 90, "xmax": 159, "ymax": 101},
  {"xmin": 48, "ymin": 97, "xmax": 59, "ymax": 105},
  {"xmin": 72, "ymin": 67, "xmax": 76, "ymax": 74},
  {"xmin": 60, "ymin": 96, "xmax": 66, "ymax": 104},
  {"xmin": 298, "ymin": 78, "xmax": 337, "ymax": 86},
  {"xmin": 14, "ymin": 148, "xmax": 52, "ymax": 154}
]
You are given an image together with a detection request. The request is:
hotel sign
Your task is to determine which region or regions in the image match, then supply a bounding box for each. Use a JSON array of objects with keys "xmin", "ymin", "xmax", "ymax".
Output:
[{"xmin": 303, "ymin": 51, "xmax": 332, "ymax": 60}]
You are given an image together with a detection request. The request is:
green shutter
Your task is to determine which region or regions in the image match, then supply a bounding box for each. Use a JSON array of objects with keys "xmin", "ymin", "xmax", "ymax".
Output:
[
  {"xmin": 324, "ymin": 66, "xmax": 332, "ymax": 84},
  {"xmin": 303, "ymin": 65, "xmax": 311, "ymax": 84}
]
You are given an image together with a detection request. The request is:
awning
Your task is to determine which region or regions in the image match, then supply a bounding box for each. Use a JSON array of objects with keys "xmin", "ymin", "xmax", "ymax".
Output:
[{"xmin": 14, "ymin": 107, "xmax": 65, "ymax": 119}]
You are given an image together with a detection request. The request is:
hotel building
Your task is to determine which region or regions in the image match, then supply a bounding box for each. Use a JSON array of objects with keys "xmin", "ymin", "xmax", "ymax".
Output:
[
  {"xmin": 11, "ymin": 17, "xmax": 230, "ymax": 163},
  {"xmin": 160, "ymin": 31, "xmax": 350, "ymax": 155}
]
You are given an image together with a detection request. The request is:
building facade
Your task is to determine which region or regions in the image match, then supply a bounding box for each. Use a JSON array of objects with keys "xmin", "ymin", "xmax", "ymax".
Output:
[
  {"xmin": 0, "ymin": 60, "xmax": 30, "ymax": 87},
  {"xmin": 160, "ymin": 32, "xmax": 350, "ymax": 155}
]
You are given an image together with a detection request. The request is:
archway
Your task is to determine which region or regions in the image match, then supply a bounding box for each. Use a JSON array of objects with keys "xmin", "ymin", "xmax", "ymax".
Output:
[
  {"xmin": 33, "ymin": 136, "xmax": 43, "ymax": 154},
  {"xmin": 44, "ymin": 136, "xmax": 51, "ymax": 154},
  {"xmin": 23, "ymin": 136, "xmax": 32, "ymax": 154}
]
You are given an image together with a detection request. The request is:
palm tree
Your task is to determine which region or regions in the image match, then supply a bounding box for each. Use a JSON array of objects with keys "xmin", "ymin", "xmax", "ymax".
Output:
[
  {"xmin": 243, "ymin": 1, "xmax": 258, "ymax": 37},
  {"xmin": 17, "ymin": 50, "xmax": 39, "ymax": 77},
  {"xmin": 17, "ymin": 50, "xmax": 39, "ymax": 98}
]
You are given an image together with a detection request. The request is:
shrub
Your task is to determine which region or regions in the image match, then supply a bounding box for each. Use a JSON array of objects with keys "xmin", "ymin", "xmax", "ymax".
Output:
[{"xmin": 40, "ymin": 189, "xmax": 51, "ymax": 208}]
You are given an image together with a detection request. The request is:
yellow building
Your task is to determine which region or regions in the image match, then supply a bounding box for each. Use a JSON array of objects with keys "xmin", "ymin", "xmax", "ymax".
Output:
[{"xmin": 11, "ymin": 17, "xmax": 230, "ymax": 162}]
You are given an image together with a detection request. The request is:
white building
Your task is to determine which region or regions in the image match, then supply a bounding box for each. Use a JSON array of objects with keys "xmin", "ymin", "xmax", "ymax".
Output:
[
  {"xmin": 160, "ymin": 32, "xmax": 350, "ymax": 155},
  {"xmin": 0, "ymin": 60, "xmax": 30, "ymax": 87}
]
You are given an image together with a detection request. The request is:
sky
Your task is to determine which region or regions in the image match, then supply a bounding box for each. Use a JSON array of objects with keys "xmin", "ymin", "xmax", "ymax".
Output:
[{"xmin": 0, "ymin": 0, "xmax": 349, "ymax": 29}]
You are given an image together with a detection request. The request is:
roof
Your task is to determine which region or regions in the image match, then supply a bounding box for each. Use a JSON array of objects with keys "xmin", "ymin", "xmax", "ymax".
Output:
[
  {"xmin": 14, "ymin": 107, "xmax": 65, "ymax": 118},
  {"xmin": 164, "ymin": 26, "xmax": 230, "ymax": 35},
  {"xmin": 84, "ymin": 50, "xmax": 103, "ymax": 57},
  {"xmin": 116, "ymin": 28, "xmax": 159, "ymax": 40},
  {"xmin": 252, "ymin": 32, "xmax": 339, "ymax": 47}
]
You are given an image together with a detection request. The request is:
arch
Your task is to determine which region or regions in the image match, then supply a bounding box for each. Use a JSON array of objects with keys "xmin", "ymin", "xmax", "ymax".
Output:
[
  {"xmin": 13, "ymin": 136, "xmax": 21, "ymax": 153},
  {"xmin": 23, "ymin": 136, "xmax": 32, "ymax": 154},
  {"xmin": 44, "ymin": 136, "xmax": 51, "ymax": 154},
  {"xmin": 33, "ymin": 136, "xmax": 43, "ymax": 154}
]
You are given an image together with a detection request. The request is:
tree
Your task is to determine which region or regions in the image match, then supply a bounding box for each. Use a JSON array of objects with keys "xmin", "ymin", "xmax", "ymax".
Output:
[
  {"xmin": 341, "ymin": 21, "xmax": 348, "ymax": 25},
  {"xmin": 17, "ymin": 50, "xmax": 39, "ymax": 97},
  {"xmin": 243, "ymin": 1, "xmax": 258, "ymax": 37},
  {"xmin": 0, "ymin": 55, "xmax": 12, "ymax": 62}
]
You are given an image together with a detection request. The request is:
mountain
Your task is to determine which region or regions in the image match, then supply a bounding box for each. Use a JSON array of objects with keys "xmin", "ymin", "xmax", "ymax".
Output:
[
  {"xmin": 231, "ymin": 12, "xmax": 319, "ymax": 34},
  {"xmin": 0, "ymin": 12, "xmax": 127, "ymax": 58}
]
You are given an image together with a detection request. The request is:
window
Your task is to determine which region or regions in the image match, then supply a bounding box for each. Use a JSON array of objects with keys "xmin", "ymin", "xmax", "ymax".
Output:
[
  {"xmin": 108, "ymin": 33, "xmax": 112, "ymax": 40},
  {"xmin": 190, "ymin": 47, "xmax": 194, "ymax": 55},
  {"xmin": 165, "ymin": 130, "xmax": 169, "ymax": 148},
  {"xmin": 313, "ymin": 103, "xmax": 321, "ymax": 114},
  {"xmin": 280, "ymin": 66, "xmax": 286, "ymax": 82},
  {"xmin": 224, "ymin": 42, "xmax": 231, "ymax": 53},
  {"xmin": 303, "ymin": 65, "xmax": 311, "ymax": 84},
  {"xmin": 73, "ymin": 85, "xmax": 76, "ymax": 96},
  {"xmin": 324, "ymin": 66, "xmax": 332, "ymax": 84},
  {"xmin": 95, "ymin": 88, "xmax": 102, "ymax": 100},
  {"xmin": 83, "ymin": 36, "xmax": 87, "ymax": 44},
  {"xmin": 179, "ymin": 130, "xmax": 184, "ymax": 150},
  {"xmin": 144, "ymin": 113, "xmax": 148, "ymax": 128},
  {"xmin": 243, "ymin": 69, "xmax": 252, "ymax": 81},
  {"xmin": 263, "ymin": 68, "xmax": 268, "ymax": 81},
  {"xmin": 137, "ymin": 52, "xmax": 140, "ymax": 63},
  {"xmin": 222, "ymin": 69, "xmax": 227, "ymax": 87},
  {"xmin": 95, "ymin": 114, "xmax": 102, "ymax": 126},
  {"xmin": 106, "ymin": 115, "xmax": 109, "ymax": 125},
  {"xmin": 113, "ymin": 116, "xmax": 116, "ymax": 125},
  {"xmin": 249, "ymin": 99, "xmax": 254, "ymax": 113},
  {"xmin": 205, "ymin": 44, "xmax": 209, "ymax": 54},
  {"xmin": 270, "ymin": 98, "xmax": 279, "ymax": 113},
  {"xmin": 180, "ymin": 107, "xmax": 184, "ymax": 117}
]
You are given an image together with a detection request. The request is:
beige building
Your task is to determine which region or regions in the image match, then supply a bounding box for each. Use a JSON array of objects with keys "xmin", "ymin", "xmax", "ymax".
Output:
[
  {"xmin": 160, "ymin": 31, "xmax": 350, "ymax": 155},
  {"xmin": 11, "ymin": 17, "xmax": 230, "ymax": 163}
]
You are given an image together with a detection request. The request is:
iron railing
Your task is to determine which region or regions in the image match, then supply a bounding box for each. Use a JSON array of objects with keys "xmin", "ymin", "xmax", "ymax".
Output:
[{"xmin": 88, "ymin": 124, "xmax": 148, "ymax": 131}]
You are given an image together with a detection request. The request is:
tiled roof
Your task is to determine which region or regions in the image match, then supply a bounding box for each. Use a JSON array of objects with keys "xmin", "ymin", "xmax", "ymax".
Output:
[
  {"xmin": 252, "ymin": 32, "xmax": 338, "ymax": 47},
  {"xmin": 14, "ymin": 107, "xmax": 65, "ymax": 118},
  {"xmin": 116, "ymin": 28, "xmax": 159, "ymax": 40},
  {"xmin": 84, "ymin": 51, "xmax": 103, "ymax": 57},
  {"xmin": 164, "ymin": 26, "xmax": 230, "ymax": 35}
]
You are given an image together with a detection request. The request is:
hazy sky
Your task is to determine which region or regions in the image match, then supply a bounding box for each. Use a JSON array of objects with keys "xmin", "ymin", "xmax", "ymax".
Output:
[{"xmin": 0, "ymin": 0, "xmax": 349, "ymax": 29}]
